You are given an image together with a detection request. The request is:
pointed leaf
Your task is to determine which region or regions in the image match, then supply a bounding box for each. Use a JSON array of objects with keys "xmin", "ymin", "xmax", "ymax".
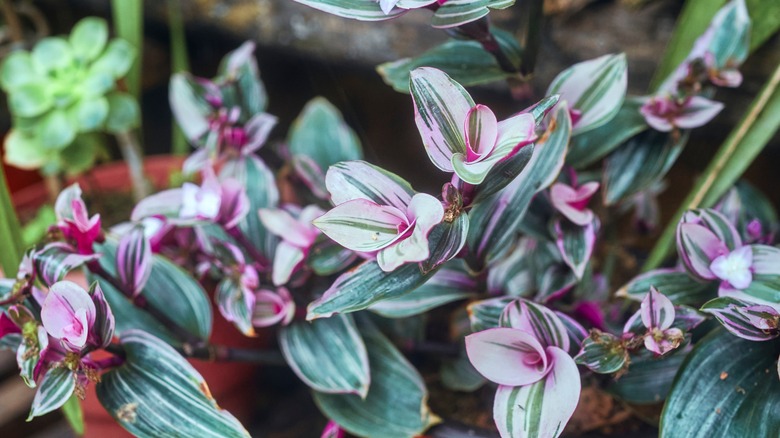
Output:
[
  {"xmin": 314, "ymin": 199, "xmax": 406, "ymax": 252},
  {"xmin": 465, "ymin": 328, "xmax": 549, "ymax": 386},
  {"xmin": 554, "ymin": 219, "xmax": 596, "ymax": 280},
  {"xmin": 500, "ymin": 300, "xmax": 570, "ymax": 351},
  {"xmin": 116, "ymin": 225, "xmax": 152, "ymax": 297},
  {"xmin": 700, "ymin": 296, "xmax": 780, "ymax": 341},
  {"xmin": 326, "ymin": 160, "xmax": 414, "ymax": 211},
  {"xmin": 574, "ymin": 331, "xmax": 627, "ymax": 374},
  {"xmin": 215, "ymin": 278, "xmax": 254, "ymax": 336},
  {"xmin": 618, "ymin": 269, "xmax": 717, "ymax": 306},
  {"xmin": 279, "ymin": 315, "xmax": 370, "ymax": 397},
  {"xmin": 420, "ymin": 213, "xmax": 468, "ymax": 273},
  {"xmin": 28, "ymin": 367, "xmax": 76, "ymax": 420},
  {"xmin": 289, "ymin": 97, "xmax": 362, "ymax": 172}
]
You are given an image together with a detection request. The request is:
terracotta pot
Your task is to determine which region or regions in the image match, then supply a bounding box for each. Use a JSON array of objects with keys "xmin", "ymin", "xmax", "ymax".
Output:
[{"xmin": 14, "ymin": 156, "xmax": 267, "ymax": 436}]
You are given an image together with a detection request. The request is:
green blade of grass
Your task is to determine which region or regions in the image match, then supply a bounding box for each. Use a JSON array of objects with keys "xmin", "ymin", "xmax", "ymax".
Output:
[
  {"xmin": 112, "ymin": 0, "xmax": 143, "ymax": 100},
  {"xmin": 168, "ymin": 0, "xmax": 190, "ymax": 156},
  {"xmin": 0, "ymin": 164, "xmax": 24, "ymax": 277}
]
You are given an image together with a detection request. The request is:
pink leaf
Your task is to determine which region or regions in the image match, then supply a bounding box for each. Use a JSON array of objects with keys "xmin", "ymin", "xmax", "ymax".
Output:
[
  {"xmin": 464, "ymin": 104, "xmax": 498, "ymax": 160},
  {"xmin": 500, "ymin": 299, "xmax": 571, "ymax": 352},
  {"xmin": 550, "ymin": 182, "xmax": 599, "ymax": 226},
  {"xmin": 40, "ymin": 281, "xmax": 96, "ymax": 352},
  {"xmin": 640, "ymin": 286, "xmax": 676, "ymax": 330},
  {"xmin": 325, "ymin": 161, "xmax": 414, "ymax": 211},
  {"xmin": 465, "ymin": 328, "xmax": 550, "ymax": 386},
  {"xmin": 677, "ymin": 223, "xmax": 729, "ymax": 280},
  {"xmin": 313, "ymin": 199, "xmax": 407, "ymax": 252}
]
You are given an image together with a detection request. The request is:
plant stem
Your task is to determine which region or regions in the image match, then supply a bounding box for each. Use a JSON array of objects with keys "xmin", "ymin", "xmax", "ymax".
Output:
[
  {"xmin": 452, "ymin": 17, "xmax": 518, "ymax": 75},
  {"xmin": 0, "ymin": 163, "xmax": 24, "ymax": 277},
  {"xmin": 643, "ymin": 62, "xmax": 780, "ymax": 270},
  {"xmin": 87, "ymin": 261, "xmax": 204, "ymax": 346},
  {"xmin": 115, "ymin": 130, "xmax": 150, "ymax": 202},
  {"xmin": 0, "ymin": 0, "xmax": 24, "ymax": 44}
]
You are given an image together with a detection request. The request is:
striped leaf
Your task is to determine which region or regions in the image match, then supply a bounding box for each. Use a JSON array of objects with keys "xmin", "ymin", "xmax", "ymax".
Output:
[
  {"xmin": 430, "ymin": 0, "xmax": 514, "ymax": 28},
  {"xmin": 409, "ymin": 67, "xmax": 473, "ymax": 171},
  {"xmin": 574, "ymin": 330, "xmax": 627, "ymax": 374},
  {"xmin": 467, "ymin": 296, "xmax": 513, "ymax": 332},
  {"xmin": 215, "ymin": 278, "xmax": 254, "ymax": 336},
  {"xmin": 279, "ymin": 314, "xmax": 369, "ymax": 397},
  {"xmin": 740, "ymin": 244, "xmax": 780, "ymax": 303},
  {"xmin": 28, "ymin": 367, "xmax": 76, "ymax": 420},
  {"xmin": 660, "ymin": 328, "xmax": 780, "ymax": 438},
  {"xmin": 377, "ymin": 28, "xmax": 522, "ymax": 93},
  {"xmin": 608, "ymin": 347, "xmax": 689, "ymax": 404},
  {"xmin": 553, "ymin": 218, "xmax": 596, "ymax": 280},
  {"xmin": 289, "ymin": 97, "xmax": 362, "ymax": 173},
  {"xmin": 700, "ymin": 296, "xmax": 779, "ymax": 341},
  {"xmin": 325, "ymin": 160, "xmax": 414, "ymax": 211},
  {"xmin": 547, "ymin": 53, "xmax": 628, "ymax": 135},
  {"xmin": 499, "ymin": 299, "xmax": 570, "ymax": 351},
  {"xmin": 566, "ymin": 98, "xmax": 648, "ymax": 168},
  {"xmin": 370, "ymin": 262, "xmax": 476, "ymax": 318},
  {"xmin": 603, "ymin": 130, "xmax": 688, "ymax": 205},
  {"xmin": 555, "ymin": 311, "xmax": 588, "ymax": 356},
  {"xmin": 313, "ymin": 199, "xmax": 407, "ymax": 252},
  {"xmin": 471, "ymin": 140, "xmax": 534, "ymax": 204},
  {"xmin": 467, "ymin": 104, "xmax": 571, "ymax": 267},
  {"xmin": 222, "ymin": 155, "xmax": 279, "ymax": 259},
  {"xmin": 307, "ymin": 260, "xmax": 433, "ymax": 320},
  {"xmin": 313, "ymin": 324, "xmax": 440, "ymax": 438},
  {"xmin": 307, "ymin": 239, "xmax": 358, "ymax": 276},
  {"xmin": 617, "ymin": 268, "xmax": 717, "ymax": 306},
  {"xmin": 292, "ymin": 0, "xmax": 406, "ymax": 21},
  {"xmin": 683, "ymin": 208, "xmax": 742, "ymax": 250},
  {"xmin": 97, "ymin": 330, "xmax": 250, "ymax": 437},
  {"xmin": 420, "ymin": 213, "xmax": 468, "ymax": 273},
  {"xmin": 94, "ymin": 242, "xmax": 212, "ymax": 342},
  {"xmin": 32, "ymin": 242, "xmax": 99, "ymax": 288},
  {"xmin": 440, "ymin": 354, "xmax": 486, "ymax": 392},
  {"xmin": 493, "ymin": 347, "xmax": 580, "ymax": 438},
  {"xmin": 116, "ymin": 225, "xmax": 152, "ymax": 297}
]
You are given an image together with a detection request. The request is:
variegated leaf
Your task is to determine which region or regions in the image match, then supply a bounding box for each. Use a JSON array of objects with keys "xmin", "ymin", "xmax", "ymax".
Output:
[
  {"xmin": 617, "ymin": 268, "xmax": 717, "ymax": 306},
  {"xmin": 466, "ymin": 104, "xmax": 571, "ymax": 268},
  {"xmin": 279, "ymin": 314, "xmax": 369, "ymax": 397},
  {"xmin": 554, "ymin": 218, "xmax": 596, "ymax": 280},
  {"xmin": 313, "ymin": 323, "xmax": 440, "ymax": 438},
  {"xmin": 739, "ymin": 244, "xmax": 780, "ymax": 304},
  {"xmin": 307, "ymin": 260, "xmax": 433, "ymax": 320},
  {"xmin": 494, "ymin": 348, "xmax": 580, "ymax": 438},
  {"xmin": 574, "ymin": 330, "xmax": 627, "ymax": 374},
  {"xmin": 28, "ymin": 367, "xmax": 76, "ymax": 420},
  {"xmin": 307, "ymin": 239, "xmax": 358, "ymax": 276},
  {"xmin": 607, "ymin": 347, "xmax": 689, "ymax": 404},
  {"xmin": 97, "ymin": 330, "xmax": 250, "ymax": 437},
  {"xmin": 370, "ymin": 262, "xmax": 475, "ymax": 318},
  {"xmin": 466, "ymin": 328, "xmax": 550, "ymax": 386},
  {"xmin": 325, "ymin": 160, "xmax": 414, "ymax": 211},
  {"xmin": 430, "ymin": 0, "xmax": 514, "ymax": 28},
  {"xmin": 116, "ymin": 225, "xmax": 152, "ymax": 297},
  {"xmin": 547, "ymin": 53, "xmax": 628, "ymax": 134},
  {"xmin": 700, "ymin": 296, "xmax": 779, "ymax": 341},
  {"xmin": 32, "ymin": 243, "xmax": 99, "ymax": 288},
  {"xmin": 292, "ymin": 0, "xmax": 406, "ymax": 21},
  {"xmin": 215, "ymin": 278, "xmax": 254, "ymax": 336},
  {"xmin": 289, "ymin": 97, "xmax": 362, "ymax": 173},
  {"xmin": 420, "ymin": 213, "xmax": 469, "ymax": 273},
  {"xmin": 499, "ymin": 299, "xmax": 570, "ymax": 351},
  {"xmin": 467, "ymin": 296, "xmax": 513, "ymax": 332}
]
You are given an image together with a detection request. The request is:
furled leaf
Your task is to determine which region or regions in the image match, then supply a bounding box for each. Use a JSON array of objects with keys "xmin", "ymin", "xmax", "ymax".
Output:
[
  {"xmin": 313, "ymin": 324, "xmax": 440, "ymax": 438},
  {"xmin": 500, "ymin": 299, "xmax": 570, "ymax": 351},
  {"xmin": 215, "ymin": 278, "xmax": 254, "ymax": 336},
  {"xmin": 97, "ymin": 330, "xmax": 250, "ymax": 437},
  {"xmin": 420, "ymin": 213, "xmax": 469, "ymax": 273},
  {"xmin": 116, "ymin": 225, "xmax": 152, "ymax": 297},
  {"xmin": 660, "ymin": 328, "xmax": 780, "ymax": 437},
  {"xmin": 554, "ymin": 219, "xmax": 596, "ymax": 280},
  {"xmin": 279, "ymin": 314, "xmax": 370, "ymax": 397}
]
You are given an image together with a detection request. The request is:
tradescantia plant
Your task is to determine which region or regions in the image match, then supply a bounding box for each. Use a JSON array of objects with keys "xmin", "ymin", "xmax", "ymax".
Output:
[{"xmin": 1, "ymin": 0, "xmax": 779, "ymax": 437}]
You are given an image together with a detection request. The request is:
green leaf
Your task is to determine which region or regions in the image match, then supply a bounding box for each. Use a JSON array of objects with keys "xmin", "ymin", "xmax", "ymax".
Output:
[
  {"xmin": 59, "ymin": 134, "xmax": 100, "ymax": 175},
  {"xmin": 603, "ymin": 130, "xmax": 688, "ymax": 206},
  {"xmin": 566, "ymin": 98, "xmax": 648, "ymax": 168},
  {"xmin": 38, "ymin": 110, "xmax": 76, "ymax": 150},
  {"xmin": 466, "ymin": 104, "xmax": 571, "ymax": 266},
  {"xmin": 9, "ymin": 82, "xmax": 52, "ymax": 117},
  {"xmin": 307, "ymin": 240, "xmax": 357, "ymax": 276},
  {"xmin": 467, "ymin": 296, "xmax": 513, "ymax": 332},
  {"xmin": 4, "ymin": 129, "xmax": 48, "ymax": 170},
  {"xmin": 440, "ymin": 354, "xmax": 486, "ymax": 392},
  {"xmin": 618, "ymin": 269, "xmax": 717, "ymax": 306},
  {"xmin": 92, "ymin": 39, "xmax": 136, "ymax": 80},
  {"xmin": 28, "ymin": 367, "xmax": 76, "ymax": 420},
  {"xmin": 607, "ymin": 348, "xmax": 688, "ymax": 404},
  {"xmin": 574, "ymin": 331, "xmax": 627, "ymax": 374},
  {"xmin": 279, "ymin": 314, "xmax": 370, "ymax": 397},
  {"xmin": 1, "ymin": 51, "xmax": 38, "ymax": 89},
  {"xmin": 471, "ymin": 140, "xmax": 534, "ymax": 204},
  {"xmin": 313, "ymin": 324, "xmax": 440, "ymax": 438},
  {"xmin": 288, "ymin": 97, "xmax": 362, "ymax": 171},
  {"xmin": 110, "ymin": 0, "xmax": 142, "ymax": 97},
  {"xmin": 307, "ymin": 260, "xmax": 434, "ymax": 319},
  {"xmin": 70, "ymin": 96, "xmax": 109, "ymax": 131},
  {"xmin": 377, "ymin": 28, "xmax": 521, "ymax": 93},
  {"xmin": 61, "ymin": 393, "xmax": 85, "ymax": 436},
  {"xmin": 420, "ymin": 213, "xmax": 469, "ymax": 273},
  {"xmin": 430, "ymin": 0, "xmax": 514, "ymax": 28},
  {"xmin": 31, "ymin": 37, "xmax": 72, "ymax": 74},
  {"xmin": 97, "ymin": 330, "xmax": 250, "ymax": 437},
  {"xmin": 69, "ymin": 17, "xmax": 108, "ymax": 61},
  {"xmin": 660, "ymin": 328, "xmax": 780, "ymax": 437},
  {"xmin": 105, "ymin": 92, "xmax": 140, "ymax": 133}
]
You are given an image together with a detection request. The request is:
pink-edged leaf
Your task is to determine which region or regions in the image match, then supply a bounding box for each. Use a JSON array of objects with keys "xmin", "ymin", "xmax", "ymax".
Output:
[
  {"xmin": 325, "ymin": 160, "xmax": 414, "ymax": 211},
  {"xmin": 465, "ymin": 104, "xmax": 498, "ymax": 159},
  {"xmin": 253, "ymin": 288, "xmax": 295, "ymax": 328},
  {"xmin": 89, "ymin": 282, "xmax": 115, "ymax": 349},
  {"xmin": 32, "ymin": 242, "xmax": 100, "ymax": 288},
  {"xmin": 550, "ymin": 181, "xmax": 599, "ymax": 226},
  {"xmin": 701, "ymin": 296, "xmax": 780, "ymax": 341},
  {"xmin": 554, "ymin": 218, "xmax": 596, "ymax": 280},
  {"xmin": 27, "ymin": 367, "xmax": 76, "ymax": 420},
  {"xmin": 684, "ymin": 208, "xmax": 742, "ymax": 249},
  {"xmin": 674, "ymin": 96, "xmax": 724, "ymax": 129},
  {"xmin": 292, "ymin": 155, "xmax": 330, "ymax": 200},
  {"xmin": 547, "ymin": 53, "xmax": 627, "ymax": 134},
  {"xmin": 676, "ymin": 223, "xmax": 729, "ymax": 280},
  {"xmin": 410, "ymin": 67, "xmax": 473, "ymax": 171},
  {"xmin": 420, "ymin": 214, "xmax": 469, "ymax": 273},
  {"xmin": 465, "ymin": 327, "xmax": 549, "ymax": 387},
  {"xmin": 376, "ymin": 193, "xmax": 444, "ymax": 272},
  {"xmin": 709, "ymin": 245, "xmax": 753, "ymax": 290},
  {"xmin": 500, "ymin": 300, "xmax": 571, "ymax": 352},
  {"xmin": 259, "ymin": 208, "xmax": 316, "ymax": 248},
  {"xmin": 116, "ymin": 225, "xmax": 152, "ymax": 297},
  {"xmin": 574, "ymin": 330, "xmax": 627, "ymax": 374},
  {"xmin": 41, "ymin": 281, "xmax": 97, "ymax": 352},
  {"xmin": 640, "ymin": 286, "xmax": 676, "ymax": 330},
  {"xmin": 131, "ymin": 188, "xmax": 184, "ymax": 222},
  {"xmin": 643, "ymin": 327, "xmax": 684, "ymax": 355},
  {"xmin": 242, "ymin": 112, "xmax": 277, "ymax": 154},
  {"xmin": 493, "ymin": 347, "xmax": 581, "ymax": 438},
  {"xmin": 272, "ymin": 241, "xmax": 306, "ymax": 286},
  {"xmin": 451, "ymin": 153, "xmax": 502, "ymax": 185},
  {"xmin": 215, "ymin": 278, "xmax": 256, "ymax": 336},
  {"xmin": 217, "ymin": 178, "xmax": 250, "ymax": 229},
  {"xmin": 54, "ymin": 184, "xmax": 83, "ymax": 222},
  {"xmin": 314, "ymin": 199, "xmax": 406, "ymax": 252}
]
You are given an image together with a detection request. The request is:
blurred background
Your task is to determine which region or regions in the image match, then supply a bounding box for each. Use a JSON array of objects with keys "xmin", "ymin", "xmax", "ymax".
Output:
[{"xmin": 0, "ymin": 0, "xmax": 777, "ymax": 436}]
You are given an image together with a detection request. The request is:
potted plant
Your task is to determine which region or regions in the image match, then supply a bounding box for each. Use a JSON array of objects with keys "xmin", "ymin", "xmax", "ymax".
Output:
[{"xmin": 0, "ymin": 0, "xmax": 779, "ymax": 437}]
